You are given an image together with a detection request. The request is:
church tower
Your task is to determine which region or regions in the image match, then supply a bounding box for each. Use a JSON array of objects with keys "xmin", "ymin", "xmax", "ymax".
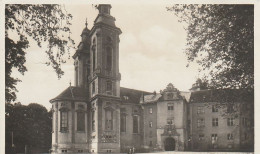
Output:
[
  {"xmin": 73, "ymin": 19, "xmax": 91, "ymax": 88},
  {"xmin": 88, "ymin": 4, "xmax": 122, "ymax": 153}
]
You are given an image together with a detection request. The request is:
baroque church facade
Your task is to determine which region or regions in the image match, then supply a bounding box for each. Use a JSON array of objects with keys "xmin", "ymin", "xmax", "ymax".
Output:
[{"xmin": 50, "ymin": 5, "xmax": 253, "ymax": 153}]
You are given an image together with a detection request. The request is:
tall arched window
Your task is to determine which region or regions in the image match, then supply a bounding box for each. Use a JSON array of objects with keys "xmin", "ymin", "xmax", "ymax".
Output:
[
  {"xmin": 133, "ymin": 115, "xmax": 139, "ymax": 133},
  {"xmin": 92, "ymin": 47, "xmax": 96, "ymax": 71},
  {"xmin": 92, "ymin": 38, "xmax": 96, "ymax": 71},
  {"xmin": 77, "ymin": 111, "xmax": 85, "ymax": 131},
  {"xmin": 60, "ymin": 110, "xmax": 68, "ymax": 132},
  {"xmin": 92, "ymin": 110, "xmax": 95, "ymax": 132},
  {"xmin": 74, "ymin": 61, "xmax": 78, "ymax": 86},
  {"xmin": 105, "ymin": 109, "xmax": 113, "ymax": 130},
  {"xmin": 106, "ymin": 47, "xmax": 112, "ymax": 71},
  {"xmin": 77, "ymin": 104, "xmax": 85, "ymax": 132}
]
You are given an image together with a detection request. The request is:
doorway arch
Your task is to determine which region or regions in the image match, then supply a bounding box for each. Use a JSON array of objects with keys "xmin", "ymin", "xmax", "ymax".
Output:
[{"xmin": 164, "ymin": 137, "xmax": 175, "ymax": 151}]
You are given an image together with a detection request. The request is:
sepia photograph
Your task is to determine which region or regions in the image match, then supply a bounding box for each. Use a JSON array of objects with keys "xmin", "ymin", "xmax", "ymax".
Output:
[{"xmin": 3, "ymin": 2, "xmax": 257, "ymax": 154}]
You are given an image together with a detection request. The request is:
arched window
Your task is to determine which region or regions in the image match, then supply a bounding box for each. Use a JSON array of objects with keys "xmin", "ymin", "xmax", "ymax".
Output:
[
  {"xmin": 92, "ymin": 47, "xmax": 96, "ymax": 71},
  {"xmin": 92, "ymin": 81, "xmax": 96, "ymax": 95},
  {"xmin": 120, "ymin": 114, "xmax": 126, "ymax": 132},
  {"xmin": 60, "ymin": 110, "xmax": 68, "ymax": 132},
  {"xmin": 77, "ymin": 112, "xmax": 85, "ymax": 131},
  {"xmin": 133, "ymin": 115, "xmax": 139, "ymax": 133},
  {"xmin": 105, "ymin": 109, "xmax": 113, "ymax": 130},
  {"xmin": 106, "ymin": 47, "xmax": 112, "ymax": 71}
]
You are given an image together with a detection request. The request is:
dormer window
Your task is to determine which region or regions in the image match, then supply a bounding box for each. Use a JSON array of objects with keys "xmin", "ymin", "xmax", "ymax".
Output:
[{"xmin": 123, "ymin": 96, "xmax": 129, "ymax": 100}]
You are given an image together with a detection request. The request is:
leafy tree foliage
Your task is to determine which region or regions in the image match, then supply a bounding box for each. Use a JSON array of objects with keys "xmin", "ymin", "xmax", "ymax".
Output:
[
  {"xmin": 5, "ymin": 102, "xmax": 52, "ymax": 153},
  {"xmin": 5, "ymin": 4, "xmax": 75, "ymax": 102},
  {"xmin": 167, "ymin": 5, "xmax": 253, "ymax": 89}
]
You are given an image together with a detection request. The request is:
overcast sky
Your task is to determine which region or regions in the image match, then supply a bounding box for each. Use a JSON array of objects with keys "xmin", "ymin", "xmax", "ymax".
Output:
[{"xmin": 12, "ymin": 4, "xmax": 201, "ymax": 109}]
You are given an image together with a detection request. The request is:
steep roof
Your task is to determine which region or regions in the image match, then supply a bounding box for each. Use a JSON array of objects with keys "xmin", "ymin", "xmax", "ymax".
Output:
[
  {"xmin": 50, "ymin": 86, "xmax": 88, "ymax": 103},
  {"xmin": 120, "ymin": 87, "xmax": 151, "ymax": 104},
  {"xmin": 180, "ymin": 91, "xmax": 192, "ymax": 102},
  {"xmin": 141, "ymin": 94, "xmax": 162, "ymax": 104},
  {"xmin": 190, "ymin": 89, "xmax": 253, "ymax": 103}
]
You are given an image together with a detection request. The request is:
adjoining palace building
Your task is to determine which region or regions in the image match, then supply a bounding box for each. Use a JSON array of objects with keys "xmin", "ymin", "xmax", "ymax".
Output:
[{"xmin": 49, "ymin": 5, "xmax": 254, "ymax": 153}]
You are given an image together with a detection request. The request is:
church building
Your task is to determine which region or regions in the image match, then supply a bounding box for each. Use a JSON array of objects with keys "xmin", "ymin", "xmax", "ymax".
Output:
[{"xmin": 50, "ymin": 5, "xmax": 253, "ymax": 153}]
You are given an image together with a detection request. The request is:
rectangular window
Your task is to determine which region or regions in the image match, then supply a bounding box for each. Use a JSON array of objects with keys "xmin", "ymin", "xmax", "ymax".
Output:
[
  {"xmin": 212, "ymin": 118, "xmax": 218, "ymax": 127},
  {"xmin": 212, "ymin": 105, "xmax": 218, "ymax": 112},
  {"xmin": 197, "ymin": 106, "xmax": 204, "ymax": 114},
  {"xmin": 242, "ymin": 117, "xmax": 246, "ymax": 126},
  {"xmin": 149, "ymin": 121, "xmax": 153, "ymax": 128},
  {"xmin": 78, "ymin": 150, "xmax": 83, "ymax": 153},
  {"xmin": 92, "ymin": 110, "xmax": 95, "ymax": 132},
  {"xmin": 227, "ymin": 133, "xmax": 233, "ymax": 140},
  {"xmin": 244, "ymin": 132, "xmax": 248, "ymax": 140},
  {"xmin": 133, "ymin": 116, "xmax": 139, "ymax": 133},
  {"xmin": 105, "ymin": 110, "xmax": 113, "ymax": 130},
  {"xmin": 227, "ymin": 117, "xmax": 234, "ymax": 126},
  {"xmin": 120, "ymin": 114, "xmax": 126, "ymax": 132},
  {"xmin": 168, "ymin": 104, "xmax": 174, "ymax": 110},
  {"xmin": 197, "ymin": 118, "xmax": 205, "ymax": 128},
  {"xmin": 60, "ymin": 111, "xmax": 68, "ymax": 131},
  {"xmin": 149, "ymin": 107, "xmax": 153, "ymax": 114},
  {"xmin": 211, "ymin": 134, "xmax": 218, "ymax": 141},
  {"xmin": 149, "ymin": 131, "xmax": 153, "ymax": 138},
  {"xmin": 227, "ymin": 104, "xmax": 234, "ymax": 113},
  {"xmin": 77, "ymin": 112, "xmax": 85, "ymax": 131},
  {"xmin": 62, "ymin": 149, "xmax": 67, "ymax": 153},
  {"xmin": 199, "ymin": 134, "xmax": 204, "ymax": 141},
  {"xmin": 149, "ymin": 141, "xmax": 153, "ymax": 147}
]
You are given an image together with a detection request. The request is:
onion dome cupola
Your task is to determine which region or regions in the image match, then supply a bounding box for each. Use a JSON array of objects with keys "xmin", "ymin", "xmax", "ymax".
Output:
[{"xmin": 74, "ymin": 18, "xmax": 91, "ymax": 55}]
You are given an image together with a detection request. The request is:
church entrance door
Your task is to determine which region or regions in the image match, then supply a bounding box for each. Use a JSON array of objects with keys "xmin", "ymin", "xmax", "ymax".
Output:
[{"xmin": 164, "ymin": 137, "xmax": 175, "ymax": 151}]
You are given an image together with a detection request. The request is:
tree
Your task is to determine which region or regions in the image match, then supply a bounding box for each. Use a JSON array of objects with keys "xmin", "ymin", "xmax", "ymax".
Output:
[
  {"xmin": 167, "ymin": 5, "xmax": 253, "ymax": 90},
  {"xmin": 5, "ymin": 4, "xmax": 75, "ymax": 102},
  {"xmin": 5, "ymin": 102, "xmax": 52, "ymax": 153}
]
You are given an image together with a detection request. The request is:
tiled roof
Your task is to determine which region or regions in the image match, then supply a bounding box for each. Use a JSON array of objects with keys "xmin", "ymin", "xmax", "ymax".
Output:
[
  {"xmin": 50, "ymin": 86, "xmax": 88, "ymax": 103},
  {"xmin": 142, "ymin": 94, "xmax": 162, "ymax": 104},
  {"xmin": 120, "ymin": 87, "xmax": 151, "ymax": 104},
  {"xmin": 190, "ymin": 89, "xmax": 253, "ymax": 103}
]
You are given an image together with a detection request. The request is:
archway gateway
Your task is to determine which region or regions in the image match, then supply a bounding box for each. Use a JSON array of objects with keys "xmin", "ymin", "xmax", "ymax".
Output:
[{"xmin": 164, "ymin": 137, "xmax": 175, "ymax": 151}]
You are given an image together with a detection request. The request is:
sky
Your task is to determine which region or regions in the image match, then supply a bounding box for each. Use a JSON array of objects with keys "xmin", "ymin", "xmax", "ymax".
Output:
[{"xmin": 11, "ymin": 4, "xmax": 202, "ymax": 109}]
